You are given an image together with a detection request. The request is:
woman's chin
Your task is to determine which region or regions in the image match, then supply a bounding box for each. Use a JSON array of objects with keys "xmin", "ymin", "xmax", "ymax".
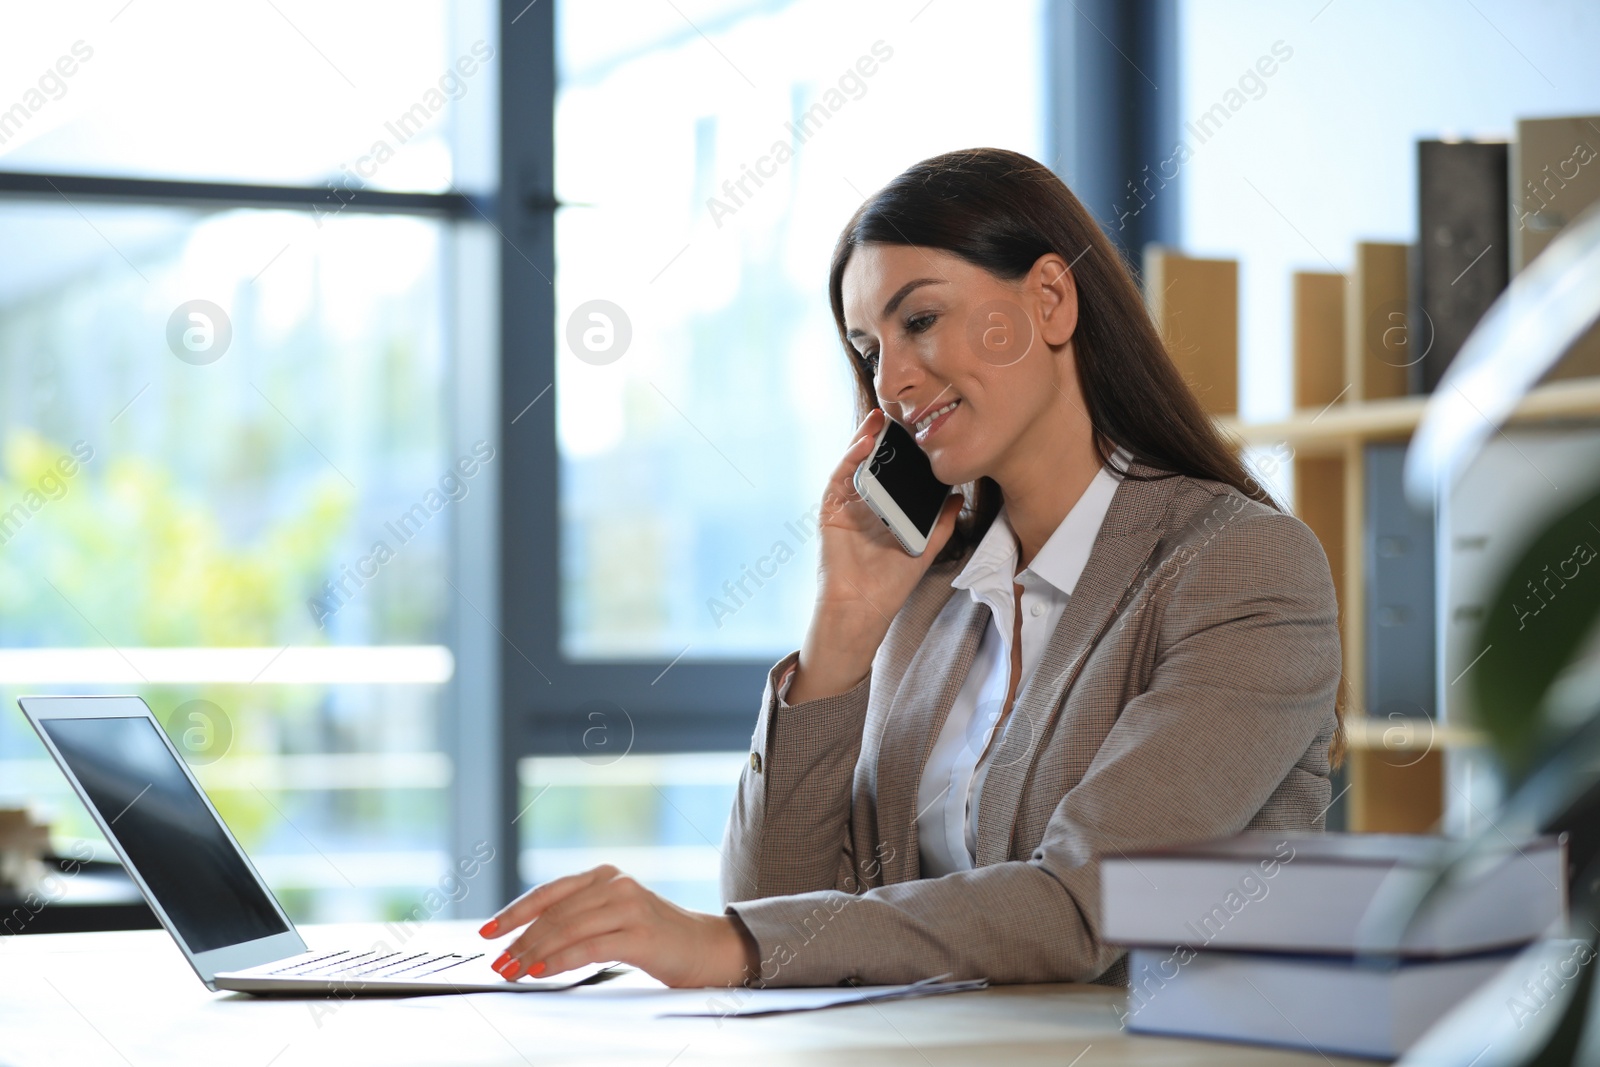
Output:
[
  {"xmin": 929, "ymin": 453, "xmax": 978, "ymax": 488},
  {"xmin": 924, "ymin": 425, "xmax": 992, "ymax": 485}
]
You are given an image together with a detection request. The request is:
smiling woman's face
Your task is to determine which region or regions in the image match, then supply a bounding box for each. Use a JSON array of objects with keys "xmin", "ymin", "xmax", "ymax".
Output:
[{"xmin": 840, "ymin": 242, "xmax": 1079, "ymax": 488}]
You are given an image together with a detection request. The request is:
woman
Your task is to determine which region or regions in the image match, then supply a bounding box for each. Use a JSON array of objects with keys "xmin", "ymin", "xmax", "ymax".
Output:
[{"xmin": 478, "ymin": 148, "xmax": 1343, "ymax": 989}]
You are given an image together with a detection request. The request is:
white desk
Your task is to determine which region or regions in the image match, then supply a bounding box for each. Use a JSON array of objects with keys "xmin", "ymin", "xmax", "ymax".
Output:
[{"xmin": 0, "ymin": 921, "xmax": 1368, "ymax": 1066}]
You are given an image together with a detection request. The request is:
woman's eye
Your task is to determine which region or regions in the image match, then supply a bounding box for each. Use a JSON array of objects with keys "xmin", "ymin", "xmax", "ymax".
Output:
[
  {"xmin": 860, "ymin": 349, "xmax": 880, "ymax": 370},
  {"xmin": 906, "ymin": 312, "xmax": 937, "ymax": 334}
]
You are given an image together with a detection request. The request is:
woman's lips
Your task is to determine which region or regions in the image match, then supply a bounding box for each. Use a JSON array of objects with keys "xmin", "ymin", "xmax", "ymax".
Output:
[{"xmin": 914, "ymin": 399, "xmax": 960, "ymax": 445}]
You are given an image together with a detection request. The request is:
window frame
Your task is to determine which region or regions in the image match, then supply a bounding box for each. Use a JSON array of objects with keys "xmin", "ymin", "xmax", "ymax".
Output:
[
  {"xmin": 496, "ymin": 4, "xmax": 772, "ymax": 755},
  {"xmin": 506, "ymin": 0, "xmax": 1185, "ymax": 903}
]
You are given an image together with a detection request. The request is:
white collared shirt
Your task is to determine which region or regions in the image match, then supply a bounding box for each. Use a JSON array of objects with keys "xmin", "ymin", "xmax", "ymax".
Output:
[{"xmin": 914, "ymin": 447, "xmax": 1131, "ymax": 877}]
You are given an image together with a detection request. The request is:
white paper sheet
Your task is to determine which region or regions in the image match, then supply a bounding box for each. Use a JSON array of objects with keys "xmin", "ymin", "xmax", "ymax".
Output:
[{"xmin": 656, "ymin": 973, "xmax": 990, "ymax": 1018}]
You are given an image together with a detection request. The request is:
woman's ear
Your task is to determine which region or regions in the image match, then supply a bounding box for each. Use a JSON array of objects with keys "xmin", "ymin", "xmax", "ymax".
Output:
[{"xmin": 1030, "ymin": 252, "xmax": 1078, "ymax": 347}]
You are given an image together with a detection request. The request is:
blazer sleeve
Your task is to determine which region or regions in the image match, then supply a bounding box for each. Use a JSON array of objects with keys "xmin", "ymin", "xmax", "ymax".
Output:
[
  {"xmin": 719, "ymin": 649, "xmax": 874, "ymax": 906},
  {"xmin": 722, "ymin": 509, "xmax": 1341, "ymax": 987}
]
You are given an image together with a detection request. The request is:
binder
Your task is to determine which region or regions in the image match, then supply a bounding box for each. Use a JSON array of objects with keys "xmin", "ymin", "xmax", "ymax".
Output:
[
  {"xmin": 1411, "ymin": 139, "xmax": 1509, "ymax": 394},
  {"xmin": 1365, "ymin": 441, "xmax": 1436, "ymax": 719}
]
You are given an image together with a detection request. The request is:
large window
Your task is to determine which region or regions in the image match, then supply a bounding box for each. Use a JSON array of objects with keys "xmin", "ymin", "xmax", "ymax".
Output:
[
  {"xmin": 0, "ymin": 1, "xmax": 498, "ymax": 922},
  {"xmin": 5, "ymin": 0, "xmax": 1058, "ymax": 921}
]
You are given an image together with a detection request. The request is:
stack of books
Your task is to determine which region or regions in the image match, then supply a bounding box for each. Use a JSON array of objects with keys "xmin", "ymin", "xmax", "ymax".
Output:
[{"xmin": 1101, "ymin": 832, "xmax": 1567, "ymax": 1060}]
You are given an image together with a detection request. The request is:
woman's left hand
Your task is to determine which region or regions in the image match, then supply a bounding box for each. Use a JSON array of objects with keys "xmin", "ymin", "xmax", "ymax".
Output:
[{"xmin": 478, "ymin": 864, "xmax": 759, "ymax": 988}]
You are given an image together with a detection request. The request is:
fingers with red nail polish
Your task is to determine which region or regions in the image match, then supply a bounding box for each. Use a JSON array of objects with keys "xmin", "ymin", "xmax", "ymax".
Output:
[{"xmin": 479, "ymin": 862, "xmax": 755, "ymax": 988}]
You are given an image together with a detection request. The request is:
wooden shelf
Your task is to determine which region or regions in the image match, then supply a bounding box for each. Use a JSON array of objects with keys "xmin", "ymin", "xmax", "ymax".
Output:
[
  {"xmin": 1342, "ymin": 716, "xmax": 1485, "ymax": 751},
  {"xmin": 1218, "ymin": 375, "xmax": 1600, "ymax": 451}
]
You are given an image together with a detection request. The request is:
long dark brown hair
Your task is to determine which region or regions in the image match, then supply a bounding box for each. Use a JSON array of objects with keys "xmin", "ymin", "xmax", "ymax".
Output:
[
  {"xmin": 827, "ymin": 147, "xmax": 1281, "ymax": 565},
  {"xmin": 827, "ymin": 149, "xmax": 1346, "ymax": 768}
]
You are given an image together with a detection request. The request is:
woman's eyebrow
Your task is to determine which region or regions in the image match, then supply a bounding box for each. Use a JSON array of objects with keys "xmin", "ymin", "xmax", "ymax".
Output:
[{"xmin": 846, "ymin": 277, "xmax": 947, "ymax": 340}]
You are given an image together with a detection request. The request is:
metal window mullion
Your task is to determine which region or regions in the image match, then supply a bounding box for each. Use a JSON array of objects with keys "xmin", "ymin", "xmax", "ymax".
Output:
[{"xmin": 0, "ymin": 171, "xmax": 483, "ymax": 218}]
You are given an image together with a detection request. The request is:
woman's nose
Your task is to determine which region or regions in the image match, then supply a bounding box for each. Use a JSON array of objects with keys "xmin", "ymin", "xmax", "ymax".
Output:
[{"xmin": 874, "ymin": 340, "xmax": 922, "ymax": 401}]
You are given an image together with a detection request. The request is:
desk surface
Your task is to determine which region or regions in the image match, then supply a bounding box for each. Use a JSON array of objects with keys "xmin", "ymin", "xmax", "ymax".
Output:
[{"xmin": 0, "ymin": 921, "xmax": 1368, "ymax": 1066}]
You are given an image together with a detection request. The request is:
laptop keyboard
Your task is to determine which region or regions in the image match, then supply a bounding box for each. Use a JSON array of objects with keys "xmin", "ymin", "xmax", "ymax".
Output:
[{"xmin": 257, "ymin": 948, "xmax": 488, "ymax": 980}]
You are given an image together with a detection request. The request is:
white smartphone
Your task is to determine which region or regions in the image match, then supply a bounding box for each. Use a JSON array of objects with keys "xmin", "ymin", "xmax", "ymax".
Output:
[{"xmin": 852, "ymin": 416, "xmax": 953, "ymax": 556}]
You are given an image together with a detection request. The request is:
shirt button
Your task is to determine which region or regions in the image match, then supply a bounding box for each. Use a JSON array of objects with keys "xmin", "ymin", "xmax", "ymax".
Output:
[
  {"xmin": 750, "ymin": 752, "xmax": 763, "ymax": 774},
  {"xmin": 1030, "ymin": 603, "xmax": 1045, "ymax": 617}
]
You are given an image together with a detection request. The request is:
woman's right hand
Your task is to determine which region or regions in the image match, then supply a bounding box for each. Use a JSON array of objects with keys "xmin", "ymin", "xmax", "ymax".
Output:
[{"xmin": 787, "ymin": 407, "xmax": 965, "ymax": 704}]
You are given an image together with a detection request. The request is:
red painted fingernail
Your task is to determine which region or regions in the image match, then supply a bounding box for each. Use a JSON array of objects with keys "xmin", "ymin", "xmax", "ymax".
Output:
[
  {"xmin": 491, "ymin": 951, "xmax": 510, "ymax": 972},
  {"xmin": 503, "ymin": 960, "xmax": 524, "ymax": 979},
  {"xmin": 528, "ymin": 961, "xmax": 546, "ymax": 977},
  {"xmin": 479, "ymin": 919, "xmax": 499, "ymax": 937}
]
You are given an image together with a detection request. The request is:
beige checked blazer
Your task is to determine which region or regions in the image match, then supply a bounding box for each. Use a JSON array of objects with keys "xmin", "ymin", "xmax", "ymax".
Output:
[{"xmin": 719, "ymin": 458, "xmax": 1342, "ymax": 988}]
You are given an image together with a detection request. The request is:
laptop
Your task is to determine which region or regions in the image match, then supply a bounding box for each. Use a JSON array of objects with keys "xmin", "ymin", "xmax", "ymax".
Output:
[{"xmin": 18, "ymin": 694, "xmax": 612, "ymax": 995}]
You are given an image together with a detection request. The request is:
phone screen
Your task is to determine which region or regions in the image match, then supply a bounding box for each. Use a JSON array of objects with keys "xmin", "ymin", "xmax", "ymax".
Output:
[{"xmin": 869, "ymin": 418, "xmax": 951, "ymax": 534}]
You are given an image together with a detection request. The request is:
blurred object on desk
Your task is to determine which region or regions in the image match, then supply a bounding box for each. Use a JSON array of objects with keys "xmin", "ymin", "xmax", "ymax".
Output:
[
  {"xmin": 0, "ymin": 809, "xmax": 159, "ymax": 935},
  {"xmin": 0, "ymin": 806, "xmax": 49, "ymax": 897}
]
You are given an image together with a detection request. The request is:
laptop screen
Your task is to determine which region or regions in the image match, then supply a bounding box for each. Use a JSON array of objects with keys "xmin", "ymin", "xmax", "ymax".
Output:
[{"xmin": 39, "ymin": 715, "xmax": 290, "ymax": 954}]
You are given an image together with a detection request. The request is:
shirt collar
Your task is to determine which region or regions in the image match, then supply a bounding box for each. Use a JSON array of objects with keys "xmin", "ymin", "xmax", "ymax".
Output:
[{"xmin": 950, "ymin": 445, "xmax": 1132, "ymax": 598}]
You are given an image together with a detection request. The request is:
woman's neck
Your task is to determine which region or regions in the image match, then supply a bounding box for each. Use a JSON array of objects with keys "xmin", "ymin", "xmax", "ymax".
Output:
[{"xmin": 990, "ymin": 377, "xmax": 1102, "ymax": 571}]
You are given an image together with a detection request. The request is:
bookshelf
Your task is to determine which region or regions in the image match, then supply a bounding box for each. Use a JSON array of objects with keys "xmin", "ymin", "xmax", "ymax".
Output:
[
  {"xmin": 1245, "ymin": 359, "xmax": 1599, "ymax": 833},
  {"xmin": 1145, "ymin": 245, "xmax": 1600, "ymax": 835}
]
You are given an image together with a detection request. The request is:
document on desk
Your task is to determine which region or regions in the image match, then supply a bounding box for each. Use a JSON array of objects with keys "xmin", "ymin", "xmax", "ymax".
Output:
[{"xmin": 656, "ymin": 973, "xmax": 990, "ymax": 1017}]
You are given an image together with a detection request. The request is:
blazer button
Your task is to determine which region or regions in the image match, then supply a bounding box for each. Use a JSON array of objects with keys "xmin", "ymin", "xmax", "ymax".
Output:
[{"xmin": 750, "ymin": 751, "xmax": 763, "ymax": 773}]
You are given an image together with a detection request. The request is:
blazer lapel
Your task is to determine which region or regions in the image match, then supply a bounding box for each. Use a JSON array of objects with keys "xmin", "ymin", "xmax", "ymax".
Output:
[
  {"xmin": 970, "ymin": 462, "xmax": 1178, "ymax": 866},
  {"xmin": 874, "ymin": 593, "xmax": 990, "ymax": 885}
]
